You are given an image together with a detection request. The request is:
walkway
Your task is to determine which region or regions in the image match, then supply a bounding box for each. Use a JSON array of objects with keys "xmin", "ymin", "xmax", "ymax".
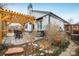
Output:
[{"xmin": 60, "ymin": 39, "xmax": 79, "ymax": 56}]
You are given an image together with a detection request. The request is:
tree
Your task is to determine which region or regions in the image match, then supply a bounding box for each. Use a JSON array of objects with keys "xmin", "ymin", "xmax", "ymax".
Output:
[
  {"xmin": 68, "ymin": 18, "xmax": 74, "ymax": 24},
  {"xmin": 0, "ymin": 3, "xmax": 7, "ymax": 9},
  {"xmin": 0, "ymin": 3, "xmax": 14, "ymax": 9}
]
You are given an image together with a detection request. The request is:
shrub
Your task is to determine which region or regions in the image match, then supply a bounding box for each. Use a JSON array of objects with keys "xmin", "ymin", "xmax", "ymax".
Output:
[
  {"xmin": 51, "ymin": 48, "xmax": 61, "ymax": 56},
  {"xmin": 59, "ymin": 40, "xmax": 69, "ymax": 51},
  {"xmin": 45, "ymin": 24, "xmax": 62, "ymax": 45},
  {"xmin": 0, "ymin": 44, "xmax": 7, "ymax": 53},
  {"xmin": 36, "ymin": 48, "xmax": 61, "ymax": 56}
]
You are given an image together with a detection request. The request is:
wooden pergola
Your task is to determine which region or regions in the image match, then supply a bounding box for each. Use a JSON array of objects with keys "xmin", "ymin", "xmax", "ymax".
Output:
[{"xmin": 0, "ymin": 8, "xmax": 35, "ymax": 44}]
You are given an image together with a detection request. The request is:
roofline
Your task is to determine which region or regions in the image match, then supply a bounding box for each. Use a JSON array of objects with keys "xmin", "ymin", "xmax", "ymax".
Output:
[
  {"xmin": 32, "ymin": 10, "xmax": 50, "ymax": 14},
  {"xmin": 32, "ymin": 10, "xmax": 69, "ymax": 24},
  {"xmin": 49, "ymin": 12, "xmax": 69, "ymax": 24}
]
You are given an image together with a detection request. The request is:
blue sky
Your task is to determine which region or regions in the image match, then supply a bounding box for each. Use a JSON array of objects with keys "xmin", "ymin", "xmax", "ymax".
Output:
[{"xmin": 6, "ymin": 3, "xmax": 79, "ymax": 24}]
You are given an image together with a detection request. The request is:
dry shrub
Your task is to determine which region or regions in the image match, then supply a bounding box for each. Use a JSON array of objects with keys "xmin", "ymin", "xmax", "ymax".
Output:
[{"xmin": 45, "ymin": 24, "xmax": 64, "ymax": 45}]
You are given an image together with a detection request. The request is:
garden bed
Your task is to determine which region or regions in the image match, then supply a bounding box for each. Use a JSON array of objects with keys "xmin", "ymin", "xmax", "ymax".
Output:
[{"xmin": 33, "ymin": 38, "xmax": 70, "ymax": 56}]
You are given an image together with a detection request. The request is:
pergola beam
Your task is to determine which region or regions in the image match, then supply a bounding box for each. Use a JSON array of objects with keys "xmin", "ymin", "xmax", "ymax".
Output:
[{"xmin": 0, "ymin": 9, "xmax": 35, "ymax": 44}]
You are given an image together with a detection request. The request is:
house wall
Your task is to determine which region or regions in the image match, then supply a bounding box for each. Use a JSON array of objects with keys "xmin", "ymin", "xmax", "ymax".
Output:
[
  {"xmin": 41, "ymin": 15, "xmax": 65, "ymax": 31},
  {"xmin": 31, "ymin": 12, "xmax": 49, "ymax": 31},
  {"xmin": 31, "ymin": 11, "xmax": 65, "ymax": 31},
  {"xmin": 42, "ymin": 15, "xmax": 49, "ymax": 30},
  {"xmin": 31, "ymin": 12, "xmax": 46, "ymax": 19},
  {"xmin": 50, "ymin": 16, "xmax": 64, "ymax": 31},
  {"xmin": 25, "ymin": 11, "xmax": 46, "ymax": 31}
]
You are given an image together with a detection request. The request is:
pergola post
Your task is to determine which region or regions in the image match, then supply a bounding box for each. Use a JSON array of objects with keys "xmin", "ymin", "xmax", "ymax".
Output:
[
  {"xmin": 31, "ymin": 23, "xmax": 35, "ymax": 42},
  {"xmin": 0, "ymin": 14, "xmax": 2, "ymax": 44}
]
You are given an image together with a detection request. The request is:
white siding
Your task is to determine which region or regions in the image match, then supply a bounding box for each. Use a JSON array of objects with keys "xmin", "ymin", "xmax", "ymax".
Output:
[
  {"xmin": 34, "ymin": 22, "xmax": 38, "ymax": 31},
  {"xmin": 31, "ymin": 12, "xmax": 46, "ymax": 19},
  {"xmin": 42, "ymin": 15, "xmax": 49, "ymax": 30},
  {"xmin": 31, "ymin": 11, "xmax": 65, "ymax": 31},
  {"xmin": 50, "ymin": 16, "xmax": 64, "ymax": 30},
  {"xmin": 33, "ymin": 15, "xmax": 49, "ymax": 31}
]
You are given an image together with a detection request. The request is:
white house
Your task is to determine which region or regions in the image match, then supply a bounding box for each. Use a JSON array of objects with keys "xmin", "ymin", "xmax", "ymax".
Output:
[{"xmin": 26, "ymin": 4, "xmax": 69, "ymax": 32}]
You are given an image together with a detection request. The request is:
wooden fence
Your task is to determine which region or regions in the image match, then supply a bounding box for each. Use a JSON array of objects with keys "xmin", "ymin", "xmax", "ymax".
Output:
[{"xmin": 64, "ymin": 24, "xmax": 79, "ymax": 35}]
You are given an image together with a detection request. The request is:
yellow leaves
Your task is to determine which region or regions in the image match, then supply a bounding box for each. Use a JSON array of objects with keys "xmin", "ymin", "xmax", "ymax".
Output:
[{"xmin": 38, "ymin": 39, "xmax": 50, "ymax": 49}]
